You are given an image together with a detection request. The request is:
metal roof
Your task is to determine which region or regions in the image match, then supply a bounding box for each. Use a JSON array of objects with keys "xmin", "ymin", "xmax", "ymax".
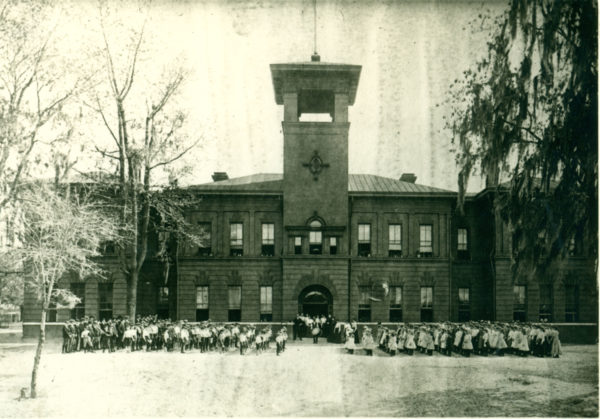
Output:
[{"xmin": 186, "ymin": 173, "xmax": 456, "ymax": 196}]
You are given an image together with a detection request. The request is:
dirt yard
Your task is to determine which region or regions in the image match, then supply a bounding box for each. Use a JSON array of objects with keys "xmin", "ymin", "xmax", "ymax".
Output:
[{"xmin": 0, "ymin": 339, "xmax": 597, "ymax": 417}]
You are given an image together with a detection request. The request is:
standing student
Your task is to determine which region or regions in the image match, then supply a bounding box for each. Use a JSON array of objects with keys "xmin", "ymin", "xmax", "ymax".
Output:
[
  {"xmin": 345, "ymin": 328, "xmax": 356, "ymax": 354},
  {"xmin": 362, "ymin": 327, "xmax": 375, "ymax": 356},
  {"xmin": 312, "ymin": 323, "xmax": 320, "ymax": 344}
]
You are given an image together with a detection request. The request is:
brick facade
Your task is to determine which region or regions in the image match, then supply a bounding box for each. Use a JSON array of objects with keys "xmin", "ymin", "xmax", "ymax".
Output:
[{"xmin": 22, "ymin": 57, "xmax": 597, "ymax": 329}]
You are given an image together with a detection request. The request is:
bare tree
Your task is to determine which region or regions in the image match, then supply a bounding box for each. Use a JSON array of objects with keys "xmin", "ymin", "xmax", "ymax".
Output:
[
  {"xmin": 1, "ymin": 181, "xmax": 119, "ymax": 399},
  {"xmin": 91, "ymin": 9, "xmax": 200, "ymax": 320},
  {"xmin": 0, "ymin": 0, "xmax": 86, "ymax": 219}
]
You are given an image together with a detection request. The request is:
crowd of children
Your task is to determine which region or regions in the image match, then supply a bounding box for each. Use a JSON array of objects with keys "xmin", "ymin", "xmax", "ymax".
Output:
[{"xmin": 342, "ymin": 321, "xmax": 562, "ymax": 358}]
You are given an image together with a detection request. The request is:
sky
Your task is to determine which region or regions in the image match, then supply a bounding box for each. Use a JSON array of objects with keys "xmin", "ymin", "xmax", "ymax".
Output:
[{"xmin": 52, "ymin": 0, "xmax": 509, "ymax": 192}]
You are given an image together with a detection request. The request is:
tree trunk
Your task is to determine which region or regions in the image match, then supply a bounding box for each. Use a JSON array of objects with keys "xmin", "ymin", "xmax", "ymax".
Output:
[
  {"xmin": 30, "ymin": 308, "xmax": 46, "ymax": 399},
  {"xmin": 127, "ymin": 271, "xmax": 138, "ymax": 321}
]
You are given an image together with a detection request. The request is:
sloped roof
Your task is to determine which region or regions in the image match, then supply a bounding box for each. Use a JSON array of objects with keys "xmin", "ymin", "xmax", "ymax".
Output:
[
  {"xmin": 186, "ymin": 173, "xmax": 455, "ymax": 196},
  {"xmin": 187, "ymin": 173, "xmax": 283, "ymax": 192},
  {"xmin": 348, "ymin": 174, "xmax": 454, "ymax": 194}
]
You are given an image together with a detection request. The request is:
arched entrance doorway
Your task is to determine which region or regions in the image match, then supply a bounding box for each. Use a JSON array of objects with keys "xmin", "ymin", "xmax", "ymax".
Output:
[{"xmin": 298, "ymin": 285, "xmax": 332, "ymax": 317}]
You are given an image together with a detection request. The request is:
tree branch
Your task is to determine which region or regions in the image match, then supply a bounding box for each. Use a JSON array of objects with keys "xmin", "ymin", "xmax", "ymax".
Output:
[{"xmin": 149, "ymin": 138, "xmax": 200, "ymax": 170}]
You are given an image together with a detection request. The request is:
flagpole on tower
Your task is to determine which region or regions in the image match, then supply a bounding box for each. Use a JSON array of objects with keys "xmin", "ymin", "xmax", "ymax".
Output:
[{"xmin": 311, "ymin": 0, "xmax": 320, "ymax": 62}]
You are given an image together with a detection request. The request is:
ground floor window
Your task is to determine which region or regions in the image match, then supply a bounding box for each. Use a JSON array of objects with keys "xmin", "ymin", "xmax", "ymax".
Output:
[
  {"xmin": 70, "ymin": 282, "xmax": 85, "ymax": 320},
  {"xmin": 539, "ymin": 284, "xmax": 553, "ymax": 322},
  {"xmin": 358, "ymin": 286, "xmax": 371, "ymax": 322},
  {"xmin": 420, "ymin": 286, "xmax": 433, "ymax": 322},
  {"xmin": 157, "ymin": 286, "xmax": 169, "ymax": 319},
  {"xmin": 458, "ymin": 287, "xmax": 470, "ymax": 322},
  {"xmin": 98, "ymin": 283, "xmax": 113, "ymax": 321},
  {"xmin": 196, "ymin": 286, "xmax": 209, "ymax": 321},
  {"xmin": 260, "ymin": 286, "xmax": 272, "ymax": 321},
  {"xmin": 389, "ymin": 286, "xmax": 402, "ymax": 322},
  {"xmin": 565, "ymin": 285, "xmax": 579, "ymax": 322},
  {"xmin": 228, "ymin": 286, "xmax": 241, "ymax": 321},
  {"xmin": 513, "ymin": 285, "xmax": 527, "ymax": 322},
  {"xmin": 46, "ymin": 300, "xmax": 57, "ymax": 322}
]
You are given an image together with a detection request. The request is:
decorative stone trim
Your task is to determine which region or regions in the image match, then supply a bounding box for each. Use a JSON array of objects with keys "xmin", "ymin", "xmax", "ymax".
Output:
[
  {"xmin": 228, "ymin": 270, "xmax": 242, "ymax": 286},
  {"xmin": 292, "ymin": 269, "xmax": 338, "ymax": 300},
  {"xmin": 193, "ymin": 272, "xmax": 208, "ymax": 286},
  {"xmin": 419, "ymin": 271, "xmax": 436, "ymax": 286},
  {"xmin": 258, "ymin": 270, "xmax": 278, "ymax": 286}
]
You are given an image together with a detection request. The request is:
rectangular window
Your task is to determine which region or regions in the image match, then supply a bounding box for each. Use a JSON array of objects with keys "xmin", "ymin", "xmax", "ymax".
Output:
[
  {"xmin": 457, "ymin": 228, "xmax": 469, "ymax": 259},
  {"xmin": 419, "ymin": 225, "xmax": 433, "ymax": 257},
  {"xmin": 157, "ymin": 286, "xmax": 169, "ymax": 319},
  {"xmin": 230, "ymin": 223, "xmax": 243, "ymax": 256},
  {"xmin": 101, "ymin": 241, "xmax": 116, "ymax": 256},
  {"xmin": 228, "ymin": 286, "xmax": 241, "ymax": 322},
  {"xmin": 196, "ymin": 286, "xmax": 209, "ymax": 321},
  {"xmin": 539, "ymin": 284, "xmax": 553, "ymax": 322},
  {"xmin": 388, "ymin": 224, "xmax": 402, "ymax": 257},
  {"xmin": 329, "ymin": 237, "xmax": 337, "ymax": 255},
  {"xmin": 513, "ymin": 285, "xmax": 527, "ymax": 322},
  {"xmin": 458, "ymin": 287, "xmax": 470, "ymax": 322},
  {"xmin": 260, "ymin": 286, "xmax": 273, "ymax": 322},
  {"xmin": 420, "ymin": 286, "xmax": 433, "ymax": 322},
  {"xmin": 294, "ymin": 236, "xmax": 302, "ymax": 255},
  {"xmin": 197, "ymin": 222, "xmax": 212, "ymax": 256},
  {"xmin": 568, "ymin": 237, "xmax": 579, "ymax": 257},
  {"xmin": 261, "ymin": 223, "xmax": 275, "ymax": 256},
  {"xmin": 389, "ymin": 286, "xmax": 403, "ymax": 322},
  {"xmin": 358, "ymin": 224, "xmax": 371, "ymax": 257},
  {"xmin": 309, "ymin": 231, "xmax": 322, "ymax": 254},
  {"xmin": 565, "ymin": 285, "xmax": 579, "ymax": 322},
  {"xmin": 46, "ymin": 300, "xmax": 57, "ymax": 322},
  {"xmin": 70, "ymin": 283, "xmax": 85, "ymax": 320},
  {"xmin": 98, "ymin": 283, "xmax": 113, "ymax": 321},
  {"xmin": 358, "ymin": 286, "xmax": 371, "ymax": 322}
]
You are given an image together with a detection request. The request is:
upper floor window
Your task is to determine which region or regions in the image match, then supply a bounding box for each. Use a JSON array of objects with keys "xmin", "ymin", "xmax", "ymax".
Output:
[
  {"xmin": 513, "ymin": 285, "xmax": 527, "ymax": 322},
  {"xmin": 294, "ymin": 236, "xmax": 302, "ymax": 255},
  {"xmin": 309, "ymin": 231, "xmax": 322, "ymax": 255},
  {"xmin": 261, "ymin": 223, "xmax": 275, "ymax": 256},
  {"xmin": 230, "ymin": 223, "xmax": 243, "ymax": 256},
  {"xmin": 329, "ymin": 237, "xmax": 337, "ymax": 255},
  {"xmin": 419, "ymin": 225, "xmax": 433, "ymax": 257},
  {"xmin": 457, "ymin": 228, "xmax": 469, "ymax": 259},
  {"xmin": 358, "ymin": 224, "xmax": 371, "ymax": 257},
  {"xmin": 389, "ymin": 224, "xmax": 402, "ymax": 257},
  {"xmin": 197, "ymin": 222, "xmax": 212, "ymax": 256}
]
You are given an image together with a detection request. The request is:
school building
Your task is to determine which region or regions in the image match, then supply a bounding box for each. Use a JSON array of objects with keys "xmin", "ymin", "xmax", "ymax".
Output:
[{"xmin": 23, "ymin": 54, "xmax": 597, "ymax": 336}]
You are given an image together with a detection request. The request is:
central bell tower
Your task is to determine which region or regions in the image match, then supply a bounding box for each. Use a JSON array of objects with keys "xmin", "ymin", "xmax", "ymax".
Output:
[{"xmin": 270, "ymin": 56, "xmax": 361, "ymax": 252}]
